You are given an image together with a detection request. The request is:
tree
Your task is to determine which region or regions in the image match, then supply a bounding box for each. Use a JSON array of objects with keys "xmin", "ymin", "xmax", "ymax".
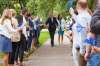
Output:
[
  {"xmin": 0, "ymin": 0, "xmax": 94, "ymax": 19},
  {"xmin": 0, "ymin": 0, "xmax": 13, "ymax": 14},
  {"xmin": 88, "ymin": 0, "xmax": 94, "ymax": 11},
  {"xmin": 26, "ymin": 0, "xmax": 67, "ymax": 20}
]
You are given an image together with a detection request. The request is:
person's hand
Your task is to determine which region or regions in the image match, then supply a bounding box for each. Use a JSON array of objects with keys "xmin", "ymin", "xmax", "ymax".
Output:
[
  {"xmin": 92, "ymin": 46, "xmax": 100, "ymax": 53},
  {"xmin": 87, "ymin": 32, "xmax": 95, "ymax": 38},
  {"xmin": 17, "ymin": 29, "xmax": 22, "ymax": 33},
  {"xmin": 84, "ymin": 52, "xmax": 90, "ymax": 61},
  {"xmin": 44, "ymin": 24, "xmax": 49, "ymax": 28},
  {"xmin": 69, "ymin": 7, "xmax": 74, "ymax": 15},
  {"xmin": 40, "ymin": 24, "xmax": 43, "ymax": 26}
]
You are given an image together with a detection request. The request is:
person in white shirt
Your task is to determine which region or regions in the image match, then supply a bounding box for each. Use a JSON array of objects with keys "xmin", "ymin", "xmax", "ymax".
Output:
[
  {"xmin": 8, "ymin": 9, "xmax": 21, "ymax": 66},
  {"xmin": 0, "ymin": 9, "xmax": 20, "ymax": 66},
  {"xmin": 70, "ymin": 0, "xmax": 92, "ymax": 66},
  {"xmin": 14, "ymin": 9, "xmax": 28, "ymax": 66}
]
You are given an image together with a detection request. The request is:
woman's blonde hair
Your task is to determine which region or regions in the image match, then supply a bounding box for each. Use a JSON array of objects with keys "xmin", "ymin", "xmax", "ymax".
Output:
[
  {"xmin": 10, "ymin": 9, "xmax": 18, "ymax": 28},
  {"xmin": 0, "ymin": 9, "xmax": 12, "ymax": 25},
  {"xmin": 10, "ymin": 9, "xmax": 16, "ymax": 17}
]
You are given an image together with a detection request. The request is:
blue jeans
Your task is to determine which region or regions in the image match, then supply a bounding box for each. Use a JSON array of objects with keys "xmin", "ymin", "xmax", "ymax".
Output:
[
  {"xmin": 15, "ymin": 33, "xmax": 26, "ymax": 62},
  {"xmin": 27, "ymin": 30, "xmax": 33, "ymax": 50},
  {"xmin": 87, "ymin": 53, "xmax": 100, "ymax": 66}
]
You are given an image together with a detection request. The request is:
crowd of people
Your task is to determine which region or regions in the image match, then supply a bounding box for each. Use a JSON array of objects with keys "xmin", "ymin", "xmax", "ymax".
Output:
[
  {"xmin": 45, "ymin": 14, "xmax": 66, "ymax": 47},
  {"xmin": 0, "ymin": 0, "xmax": 100, "ymax": 66},
  {"xmin": 68, "ymin": 0, "xmax": 100, "ymax": 66},
  {"xmin": 0, "ymin": 7, "xmax": 67, "ymax": 66},
  {"xmin": 0, "ymin": 8, "xmax": 43, "ymax": 66}
]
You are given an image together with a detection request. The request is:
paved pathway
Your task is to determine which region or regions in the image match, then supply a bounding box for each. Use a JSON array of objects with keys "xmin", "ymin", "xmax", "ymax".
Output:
[
  {"xmin": 44, "ymin": 34, "xmax": 71, "ymax": 46},
  {"xmin": 25, "ymin": 34, "xmax": 74, "ymax": 66},
  {"xmin": 0, "ymin": 59, "xmax": 3, "ymax": 64}
]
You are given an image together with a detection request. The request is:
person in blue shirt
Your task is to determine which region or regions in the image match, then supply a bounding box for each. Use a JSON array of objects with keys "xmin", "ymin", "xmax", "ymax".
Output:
[
  {"xmin": 33, "ymin": 16, "xmax": 41, "ymax": 48},
  {"xmin": 26, "ymin": 13, "xmax": 34, "ymax": 51}
]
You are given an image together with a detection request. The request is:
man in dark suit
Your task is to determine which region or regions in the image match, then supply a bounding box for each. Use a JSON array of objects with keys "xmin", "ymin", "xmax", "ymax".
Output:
[{"xmin": 46, "ymin": 15, "xmax": 58, "ymax": 47}]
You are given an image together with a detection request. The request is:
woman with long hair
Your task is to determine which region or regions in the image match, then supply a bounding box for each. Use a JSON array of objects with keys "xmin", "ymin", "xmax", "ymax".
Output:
[
  {"xmin": 8, "ymin": 9, "xmax": 21, "ymax": 66},
  {"xmin": 57, "ymin": 14, "xmax": 65, "ymax": 45},
  {"xmin": 0, "ymin": 9, "xmax": 20, "ymax": 66},
  {"xmin": 70, "ymin": 0, "xmax": 92, "ymax": 66},
  {"xmin": 14, "ymin": 9, "xmax": 28, "ymax": 66}
]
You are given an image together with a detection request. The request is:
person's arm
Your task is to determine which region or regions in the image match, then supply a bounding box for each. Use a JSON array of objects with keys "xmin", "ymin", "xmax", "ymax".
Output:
[
  {"xmin": 69, "ymin": 8, "xmax": 77, "ymax": 22},
  {"xmin": 84, "ymin": 45, "xmax": 92, "ymax": 61},
  {"xmin": 5, "ymin": 19, "xmax": 19, "ymax": 32},
  {"xmin": 45, "ymin": 18, "xmax": 49, "ymax": 25},
  {"xmin": 84, "ymin": 33, "xmax": 95, "ymax": 61},
  {"xmin": 55, "ymin": 18, "xmax": 58, "ymax": 27},
  {"xmin": 92, "ymin": 46, "xmax": 100, "ymax": 53},
  {"xmin": 86, "ymin": 11, "xmax": 92, "ymax": 33},
  {"xmin": 87, "ymin": 8, "xmax": 93, "ymax": 16},
  {"xmin": 63, "ymin": 19, "xmax": 66, "ymax": 30},
  {"xmin": 12, "ymin": 18, "xmax": 18, "ymax": 28},
  {"xmin": 29, "ymin": 19, "xmax": 34, "ymax": 27},
  {"xmin": 45, "ymin": 18, "xmax": 49, "ymax": 28}
]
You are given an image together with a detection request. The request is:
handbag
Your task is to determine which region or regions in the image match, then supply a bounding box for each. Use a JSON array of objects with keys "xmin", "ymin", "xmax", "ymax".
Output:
[
  {"xmin": 10, "ymin": 18, "xmax": 21, "ymax": 42},
  {"xmin": 10, "ymin": 32, "xmax": 21, "ymax": 42}
]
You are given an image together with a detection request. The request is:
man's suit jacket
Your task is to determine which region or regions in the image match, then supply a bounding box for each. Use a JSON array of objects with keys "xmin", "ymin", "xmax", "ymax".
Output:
[{"xmin": 46, "ymin": 17, "xmax": 58, "ymax": 31}]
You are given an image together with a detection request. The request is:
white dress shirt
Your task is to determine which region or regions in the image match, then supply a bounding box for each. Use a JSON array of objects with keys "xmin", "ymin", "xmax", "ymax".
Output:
[{"xmin": 0, "ymin": 19, "xmax": 17, "ymax": 39}]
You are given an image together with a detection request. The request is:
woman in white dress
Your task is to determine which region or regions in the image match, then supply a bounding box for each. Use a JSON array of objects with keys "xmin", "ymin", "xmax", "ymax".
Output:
[{"xmin": 70, "ymin": 0, "xmax": 92, "ymax": 66}]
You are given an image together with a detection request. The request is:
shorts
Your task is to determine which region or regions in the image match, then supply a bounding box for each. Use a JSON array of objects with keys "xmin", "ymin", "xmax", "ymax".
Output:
[{"xmin": 58, "ymin": 30, "xmax": 64, "ymax": 36}]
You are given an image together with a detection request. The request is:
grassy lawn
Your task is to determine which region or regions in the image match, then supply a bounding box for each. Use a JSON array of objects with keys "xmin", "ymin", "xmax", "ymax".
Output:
[
  {"xmin": 0, "ymin": 53, "xmax": 4, "ymax": 59},
  {"xmin": 0, "ymin": 53, "xmax": 4, "ymax": 66},
  {"xmin": 0, "ymin": 64, "xmax": 3, "ymax": 66},
  {"xmin": 39, "ymin": 31, "xmax": 50, "ymax": 46}
]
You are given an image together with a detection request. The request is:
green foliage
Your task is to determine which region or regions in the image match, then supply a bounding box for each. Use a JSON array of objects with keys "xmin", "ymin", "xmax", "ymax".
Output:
[
  {"xmin": 0, "ymin": 0, "xmax": 29, "ymax": 15},
  {"xmin": 26, "ymin": 0, "xmax": 66, "ymax": 20},
  {"xmin": 14, "ymin": 3, "xmax": 21, "ymax": 14},
  {"xmin": 0, "ymin": 0, "xmax": 13, "ymax": 14},
  {"xmin": 19, "ymin": 0, "xmax": 29, "ymax": 7},
  {"xmin": 26, "ymin": 0, "xmax": 36, "ymax": 15},
  {"xmin": 54, "ymin": 0, "xmax": 66, "ymax": 14},
  {"xmin": 0, "ymin": 53, "xmax": 4, "ymax": 58},
  {"xmin": 0, "ymin": 0, "xmax": 94, "ymax": 19},
  {"xmin": 88, "ymin": 0, "xmax": 94, "ymax": 11}
]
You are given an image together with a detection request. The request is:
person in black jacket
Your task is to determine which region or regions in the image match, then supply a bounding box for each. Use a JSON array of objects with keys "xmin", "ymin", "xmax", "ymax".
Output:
[{"xmin": 46, "ymin": 14, "xmax": 58, "ymax": 47}]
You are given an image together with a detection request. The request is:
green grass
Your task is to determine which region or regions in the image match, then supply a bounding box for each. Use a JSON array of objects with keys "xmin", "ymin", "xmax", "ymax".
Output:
[
  {"xmin": 0, "ymin": 53, "xmax": 4, "ymax": 58},
  {"xmin": 0, "ymin": 53, "xmax": 4, "ymax": 65},
  {"xmin": 0, "ymin": 64, "xmax": 3, "ymax": 66},
  {"xmin": 39, "ymin": 31, "xmax": 50, "ymax": 46}
]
